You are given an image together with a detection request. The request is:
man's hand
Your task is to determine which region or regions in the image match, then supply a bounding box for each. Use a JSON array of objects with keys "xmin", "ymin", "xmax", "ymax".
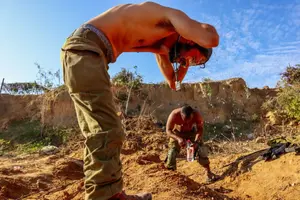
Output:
[
  {"xmin": 177, "ymin": 137, "xmax": 186, "ymax": 148},
  {"xmin": 155, "ymin": 54, "xmax": 189, "ymax": 91},
  {"xmin": 191, "ymin": 142, "xmax": 198, "ymax": 149}
]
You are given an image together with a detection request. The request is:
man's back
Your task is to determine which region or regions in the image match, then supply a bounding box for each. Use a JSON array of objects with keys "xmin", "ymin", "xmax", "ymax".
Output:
[
  {"xmin": 86, "ymin": 1, "xmax": 219, "ymax": 61},
  {"xmin": 86, "ymin": 2, "xmax": 174, "ymax": 57}
]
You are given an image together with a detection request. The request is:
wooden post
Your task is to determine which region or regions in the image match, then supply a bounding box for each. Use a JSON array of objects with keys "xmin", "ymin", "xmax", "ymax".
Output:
[{"xmin": 0, "ymin": 78, "xmax": 4, "ymax": 94}]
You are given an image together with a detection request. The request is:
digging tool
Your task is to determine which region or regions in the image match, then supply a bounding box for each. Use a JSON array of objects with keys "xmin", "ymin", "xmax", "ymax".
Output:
[{"xmin": 172, "ymin": 36, "xmax": 181, "ymax": 91}]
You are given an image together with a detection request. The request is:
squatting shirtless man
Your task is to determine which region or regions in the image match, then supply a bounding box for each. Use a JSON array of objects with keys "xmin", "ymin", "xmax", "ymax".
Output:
[
  {"xmin": 165, "ymin": 106, "xmax": 219, "ymax": 182},
  {"xmin": 60, "ymin": 2, "xmax": 219, "ymax": 200}
]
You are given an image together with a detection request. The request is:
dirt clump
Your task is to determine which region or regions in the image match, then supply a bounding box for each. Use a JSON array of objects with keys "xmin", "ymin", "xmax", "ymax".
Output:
[
  {"xmin": 135, "ymin": 153, "xmax": 161, "ymax": 165},
  {"xmin": 53, "ymin": 158, "xmax": 84, "ymax": 180},
  {"xmin": 0, "ymin": 178, "xmax": 32, "ymax": 199},
  {"xmin": 122, "ymin": 116, "xmax": 168, "ymax": 155}
]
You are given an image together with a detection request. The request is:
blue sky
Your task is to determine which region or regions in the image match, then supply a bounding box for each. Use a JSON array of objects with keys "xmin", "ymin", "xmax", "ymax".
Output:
[{"xmin": 1, "ymin": 0, "xmax": 299, "ymax": 88}]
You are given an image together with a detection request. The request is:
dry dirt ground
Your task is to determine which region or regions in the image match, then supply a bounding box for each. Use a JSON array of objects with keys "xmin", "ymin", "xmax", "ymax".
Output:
[{"xmin": 1, "ymin": 118, "xmax": 300, "ymax": 200}]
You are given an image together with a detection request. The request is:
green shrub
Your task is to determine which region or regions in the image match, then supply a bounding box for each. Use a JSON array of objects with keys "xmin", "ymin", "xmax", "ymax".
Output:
[
  {"xmin": 277, "ymin": 86, "xmax": 300, "ymax": 120},
  {"xmin": 262, "ymin": 64, "xmax": 300, "ymax": 121},
  {"xmin": 0, "ymin": 120, "xmax": 74, "ymax": 154},
  {"xmin": 111, "ymin": 66, "xmax": 143, "ymax": 90},
  {"xmin": 280, "ymin": 64, "xmax": 300, "ymax": 86},
  {"xmin": 202, "ymin": 77, "xmax": 213, "ymax": 82}
]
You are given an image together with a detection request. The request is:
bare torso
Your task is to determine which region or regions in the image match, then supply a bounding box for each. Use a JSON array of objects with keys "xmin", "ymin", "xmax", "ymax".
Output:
[
  {"xmin": 170, "ymin": 108, "xmax": 203, "ymax": 133},
  {"xmin": 86, "ymin": 2, "xmax": 180, "ymax": 60},
  {"xmin": 84, "ymin": 1, "xmax": 219, "ymax": 89}
]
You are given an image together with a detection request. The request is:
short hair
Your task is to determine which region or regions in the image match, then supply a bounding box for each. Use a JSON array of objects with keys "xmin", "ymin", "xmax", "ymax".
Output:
[{"xmin": 181, "ymin": 105, "xmax": 194, "ymax": 118}]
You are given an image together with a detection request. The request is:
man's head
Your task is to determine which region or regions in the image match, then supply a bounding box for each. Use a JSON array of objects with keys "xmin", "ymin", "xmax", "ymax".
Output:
[
  {"xmin": 180, "ymin": 105, "xmax": 194, "ymax": 122},
  {"xmin": 169, "ymin": 38, "xmax": 212, "ymax": 67}
]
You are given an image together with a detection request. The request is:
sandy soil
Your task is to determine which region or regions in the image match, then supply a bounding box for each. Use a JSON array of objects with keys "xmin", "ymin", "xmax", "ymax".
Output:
[{"xmin": 1, "ymin": 119, "xmax": 299, "ymax": 200}]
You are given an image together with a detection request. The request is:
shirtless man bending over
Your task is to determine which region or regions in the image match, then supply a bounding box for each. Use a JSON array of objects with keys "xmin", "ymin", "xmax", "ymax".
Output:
[{"xmin": 60, "ymin": 2, "xmax": 219, "ymax": 200}]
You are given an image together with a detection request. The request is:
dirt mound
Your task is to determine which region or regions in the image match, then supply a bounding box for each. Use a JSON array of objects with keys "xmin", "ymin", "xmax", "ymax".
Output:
[
  {"xmin": 0, "ymin": 154, "xmax": 84, "ymax": 200},
  {"xmin": 218, "ymin": 153, "xmax": 300, "ymax": 200},
  {"xmin": 53, "ymin": 158, "xmax": 84, "ymax": 180},
  {"xmin": 176, "ymin": 150, "xmax": 300, "ymax": 200},
  {"xmin": 122, "ymin": 153, "xmax": 234, "ymax": 200},
  {"xmin": 0, "ymin": 177, "xmax": 32, "ymax": 199},
  {"xmin": 122, "ymin": 116, "xmax": 168, "ymax": 155},
  {"xmin": 122, "ymin": 116, "xmax": 162, "ymax": 131}
]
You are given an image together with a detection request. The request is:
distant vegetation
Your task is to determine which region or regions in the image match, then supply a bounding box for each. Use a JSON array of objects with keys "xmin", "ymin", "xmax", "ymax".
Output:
[
  {"xmin": 0, "ymin": 120, "xmax": 75, "ymax": 155},
  {"xmin": 2, "ymin": 61, "xmax": 300, "ymax": 123},
  {"xmin": 1, "ymin": 63, "xmax": 62, "ymax": 95},
  {"xmin": 111, "ymin": 66, "xmax": 144, "ymax": 115},
  {"xmin": 262, "ymin": 64, "xmax": 300, "ymax": 121},
  {"xmin": 111, "ymin": 66, "xmax": 143, "ymax": 90},
  {"xmin": 1, "ymin": 64, "xmax": 146, "ymax": 95},
  {"xmin": 202, "ymin": 77, "xmax": 213, "ymax": 82}
]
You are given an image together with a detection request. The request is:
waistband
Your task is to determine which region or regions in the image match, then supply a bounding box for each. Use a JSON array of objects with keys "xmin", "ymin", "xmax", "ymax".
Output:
[{"xmin": 74, "ymin": 24, "xmax": 114, "ymax": 63}]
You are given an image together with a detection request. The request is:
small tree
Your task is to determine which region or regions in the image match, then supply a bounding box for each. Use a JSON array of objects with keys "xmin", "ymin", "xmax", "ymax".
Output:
[
  {"xmin": 35, "ymin": 63, "xmax": 61, "ymax": 90},
  {"xmin": 111, "ymin": 66, "xmax": 143, "ymax": 90},
  {"xmin": 202, "ymin": 77, "xmax": 213, "ymax": 82},
  {"xmin": 112, "ymin": 66, "xmax": 143, "ymax": 115},
  {"xmin": 280, "ymin": 64, "xmax": 300, "ymax": 86},
  {"xmin": 263, "ymin": 64, "xmax": 300, "ymax": 121}
]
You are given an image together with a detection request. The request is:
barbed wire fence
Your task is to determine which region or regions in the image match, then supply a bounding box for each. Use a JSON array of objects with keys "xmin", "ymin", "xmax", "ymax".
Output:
[{"xmin": 0, "ymin": 78, "xmax": 49, "ymax": 95}]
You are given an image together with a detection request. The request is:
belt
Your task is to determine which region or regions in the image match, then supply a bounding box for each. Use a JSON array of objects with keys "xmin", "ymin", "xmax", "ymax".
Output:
[{"xmin": 72, "ymin": 24, "xmax": 114, "ymax": 63}]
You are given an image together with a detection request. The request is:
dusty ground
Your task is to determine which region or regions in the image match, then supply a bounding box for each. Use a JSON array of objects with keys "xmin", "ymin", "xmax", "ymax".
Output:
[{"xmin": 0, "ymin": 117, "xmax": 299, "ymax": 200}]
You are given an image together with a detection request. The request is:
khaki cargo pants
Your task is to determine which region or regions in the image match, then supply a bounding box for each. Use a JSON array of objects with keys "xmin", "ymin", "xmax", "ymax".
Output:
[
  {"xmin": 60, "ymin": 27, "xmax": 124, "ymax": 200},
  {"xmin": 166, "ymin": 131, "xmax": 209, "ymax": 170}
]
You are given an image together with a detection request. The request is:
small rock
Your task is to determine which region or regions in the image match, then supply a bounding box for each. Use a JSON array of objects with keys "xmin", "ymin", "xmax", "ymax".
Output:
[
  {"xmin": 36, "ymin": 179, "xmax": 48, "ymax": 190},
  {"xmin": 247, "ymin": 133, "xmax": 254, "ymax": 140},
  {"xmin": 13, "ymin": 165, "xmax": 22, "ymax": 172},
  {"xmin": 39, "ymin": 145, "xmax": 59, "ymax": 155}
]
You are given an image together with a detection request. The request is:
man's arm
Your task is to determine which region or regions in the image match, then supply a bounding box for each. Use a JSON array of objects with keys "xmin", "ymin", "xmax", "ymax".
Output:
[
  {"xmin": 194, "ymin": 112, "xmax": 204, "ymax": 142},
  {"xmin": 166, "ymin": 9, "xmax": 219, "ymax": 48},
  {"xmin": 155, "ymin": 54, "xmax": 189, "ymax": 90}
]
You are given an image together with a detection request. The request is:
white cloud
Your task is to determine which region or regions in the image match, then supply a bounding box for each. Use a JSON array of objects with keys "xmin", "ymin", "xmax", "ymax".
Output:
[
  {"xmin": 284, "ymin": 40, "xmax": 300, "ymax": 45},
  {"xmin": 186, "ymin": 51, "xmax": 299, "ymax": 88},
  {"xmin": 263, "ymin": 45, "xmax": 298, "ymax": 51},
  {"xmin": 180, "ymin": 1, "xmax": 300, "ymax": 88},
  {"xmin": 265, "ymin": 49, "xmax": 299, "ymax": 55}
]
